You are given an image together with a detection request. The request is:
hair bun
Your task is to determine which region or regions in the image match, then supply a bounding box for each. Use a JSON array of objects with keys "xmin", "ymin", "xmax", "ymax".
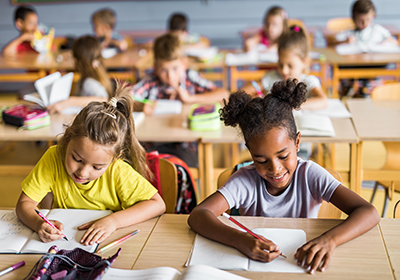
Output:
[
  {"xmin": 220, "ymin": 90, "xmax": 252, "ymax": 127},
  {"xmin": 269, "ymin": 78, "xmax": 307, "ymax": 110}
]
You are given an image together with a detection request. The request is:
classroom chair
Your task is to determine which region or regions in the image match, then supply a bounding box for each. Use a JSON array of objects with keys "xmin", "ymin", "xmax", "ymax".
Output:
[
  {"xmin": 394, "ymin": 200, "xmax": 400, "ymax": 219},
  {"xmin": 367, "ymin": 83, "xmax": 400, "ymax": 217},
  {"xmin": 158, "ymin": 158, "xmax": 178, "ymax": 214},
  {"xmin": 326, "ymin": 18, "xmax": 355, "ymax": 32},
  {"xmin": 217, "ymin": 166, "xmax": 342, "ymax": 219}
]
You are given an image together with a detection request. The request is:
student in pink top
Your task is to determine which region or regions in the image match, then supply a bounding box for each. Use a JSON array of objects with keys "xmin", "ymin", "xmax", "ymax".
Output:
[{"xmin": 244, "ymin": 6, "xmax": 288, "ymax": 52}]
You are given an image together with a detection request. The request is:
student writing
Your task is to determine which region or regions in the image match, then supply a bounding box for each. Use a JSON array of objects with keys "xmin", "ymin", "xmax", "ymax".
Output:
[
  {"xmin": 91, "ymin": 8, "xmax": 128, "ymax": 52},
  {"xmin": 2, "ymin": 6, "xmax": 38, "ymax": 56},
  {"xmin": 188, "ymin": 79, "xmax": 380, "ymax": 275},
  {"xmin": 244, "ymin": 6, "xmax": 288, "ymax": 52},
  {"xmin": 16, "ymin": 84, "xmax": 165, "ymax": 245},
  {"xmin": 243, "ymin": 25, "xmax": 328, "ymax": 110},
  {"xmin": 47, "ymin": 36, "xmax": 113, "ymax": 114}
]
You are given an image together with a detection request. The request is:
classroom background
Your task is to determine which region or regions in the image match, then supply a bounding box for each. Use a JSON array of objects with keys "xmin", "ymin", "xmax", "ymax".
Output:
[{"xmin": 1, "ymin": 0, "xmax": 400, "ymax": 50}]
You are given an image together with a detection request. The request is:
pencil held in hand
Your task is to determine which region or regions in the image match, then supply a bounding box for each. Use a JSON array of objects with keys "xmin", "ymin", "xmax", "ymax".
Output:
[
  {"xmin": 222, "ymin": 212, "xmax": 286, "ymax": 258},
  {"xmin": 34, "ymin": 209, "xmax": 68, "ymax": 241}
]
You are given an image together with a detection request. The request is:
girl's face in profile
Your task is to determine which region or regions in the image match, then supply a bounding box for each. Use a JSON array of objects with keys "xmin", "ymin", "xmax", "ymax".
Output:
[
  {"xmin": 263, "ymin": 14, "xmax": 284, "ymax": 42},
  {"xmin": 246, "ymin": 127, "xmax": 300, "ymax": 196},
  {"xmin": 65, "ymin": 136, "xmax": 114, "ymax": 184}
]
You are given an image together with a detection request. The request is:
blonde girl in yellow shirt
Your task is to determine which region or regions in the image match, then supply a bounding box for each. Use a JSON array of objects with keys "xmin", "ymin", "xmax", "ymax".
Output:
[{"xmin": 16, "ymin": 83, "xmax": 166, "ymax": 246}]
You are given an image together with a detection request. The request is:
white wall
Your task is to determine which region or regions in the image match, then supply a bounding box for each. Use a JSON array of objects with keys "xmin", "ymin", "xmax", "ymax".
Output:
[{"xmin": 0, "ymin": 0, "xmax": 400, "ymax": 49}]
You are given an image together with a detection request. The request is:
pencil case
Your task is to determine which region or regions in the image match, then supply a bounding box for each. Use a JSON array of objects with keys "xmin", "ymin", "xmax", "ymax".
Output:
[
  {"xmin": 2, "ymin": 104, "xmax": 50, "ymax": 129},
  {"xmin": 188, "ymin": 103, "xmax": 221, "ymax": 131}
]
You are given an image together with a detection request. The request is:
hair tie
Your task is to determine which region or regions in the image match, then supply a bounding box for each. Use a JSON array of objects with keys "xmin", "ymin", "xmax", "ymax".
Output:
[
  {"xmin": 108, "ymin": 97, "xmax": 117, "ymax": 108},
  {"xmin": 293, "ymin": 26, "xmax": 300, "ymax": 32},
  {"xmin": 100, "ymin": 110, "xmax": 116, "ymax": 119}
]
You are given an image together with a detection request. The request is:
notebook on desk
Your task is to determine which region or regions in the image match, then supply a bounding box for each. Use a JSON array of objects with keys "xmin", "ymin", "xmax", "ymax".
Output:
[
  {"xmin": 187, "ymin": 228, "xmax": 306, "ymax": 273},
  {"xmin": 0, "ymin": 209, "xmax": 111, "ymax": 254},
  {"xmin": 294, "ymin": 113, "xmax": 335, "ymax": 137},
  {"xmin": 336, "ymin": 42, "xmax": 400, "ymax": 55},
  {"xmin": 23, "ymin": 72, "xmax": 74, "ymax": 108}
]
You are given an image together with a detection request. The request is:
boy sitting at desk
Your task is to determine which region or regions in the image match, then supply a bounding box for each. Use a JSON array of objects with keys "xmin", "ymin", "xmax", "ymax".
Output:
[
  {"xmin": 132, "ymin": 33, "xmax": 228, "ymax": 167},
  {"xmin": 168, "ymin": 13, "xmax": 210, "ymax": 50},
  {"xmin": 3, "ymin": 6, "xmax": 38, "ymax": 56},
  {"xmin": 91, "ymin": 8, "xmax": 128, "ymax": 52}
]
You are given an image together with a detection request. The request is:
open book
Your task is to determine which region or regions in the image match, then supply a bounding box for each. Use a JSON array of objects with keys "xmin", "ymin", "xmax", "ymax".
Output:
[
  {"xmin": 187, "ymin": 228, "xmax": 306, "ymax": 273},
  {"xmin": 0, "ymin": 209, "xmax": 111, "ymax": 254},
  {"xmin": 102, "ymin": 264, "xmax": 249, "ymax": 280},
  {"xmin": 23, "ymin": 71, "xmax": 74, "ymax": 108},
  {"xmin": 336, "ymin": 42, "xmax": 400, "ymax": 55},
  {"xmin": 294, "ymin": 113, "xmax": 335, "ymax": 137}
]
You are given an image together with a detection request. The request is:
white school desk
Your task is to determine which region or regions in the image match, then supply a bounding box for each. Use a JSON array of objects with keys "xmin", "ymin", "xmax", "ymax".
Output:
[
  {"xmin": 379, "ymin": 218, "xmax": 400, "ymax": 280},
  {"xmin": 132, "ymin": 214, "xmax": 393, "ymax": 280},
  {"xmin": 201, "ymin": 117, "xmax": 360, "ymax": 199},
  {"xmin": 0, "ymin": 215, "xmax": 159, "ymax": 280},
  {"xmin": 347, "ymin": 99, "xmax": 400, "ymax": 197}
]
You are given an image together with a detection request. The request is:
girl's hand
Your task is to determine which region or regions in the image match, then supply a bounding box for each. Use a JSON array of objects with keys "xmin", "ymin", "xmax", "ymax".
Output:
[
  {"xmin": 78, "ymin": 216, "xmax": 116, "ymax": 246},
  {"xmin": 47, "ymin": 100, "xmax": 69, "ymax": 114},
  {"xmin": 38, "ymin": 220, "xmax": 65, "ymax": 243},
  {"xmin": 143, "ymin": 103, "xmax": 156, "ymax": 115},
  {"xmin": 235, "ymin": 232, "xmax": 281, "ymax": 262},
  {"xmin": 295, "ymin": 236, "xmax": 336, "ymax": 274}
]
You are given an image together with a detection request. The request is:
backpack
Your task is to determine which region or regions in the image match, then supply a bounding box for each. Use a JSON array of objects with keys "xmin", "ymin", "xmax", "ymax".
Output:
[{"xmin": 146, "ymin": 152, "xmax": 197, "ymax": 214}]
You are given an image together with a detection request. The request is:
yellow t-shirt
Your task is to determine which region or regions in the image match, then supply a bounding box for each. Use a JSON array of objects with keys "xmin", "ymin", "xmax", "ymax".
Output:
[{"xmin": 22, "ymin": 146, "xmax": 157, "ymax": 211}]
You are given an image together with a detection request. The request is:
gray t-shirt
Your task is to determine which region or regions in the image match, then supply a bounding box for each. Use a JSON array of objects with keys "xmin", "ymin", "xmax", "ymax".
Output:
[{"xmin": 218, "ymin": 158, "xmax": 340, "ymax": 218}]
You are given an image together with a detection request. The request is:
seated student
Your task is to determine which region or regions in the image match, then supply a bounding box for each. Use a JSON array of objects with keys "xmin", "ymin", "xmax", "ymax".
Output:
[
  {"xmin": 244, "ymin": 6, "xmax": 288, "ymax": 52},
  {"xmin": 242, "ymin": 25, "xmax": 327, "ymax": 110},
  {"xmin": 168, "ymin": 13, "xmax": 210, "ymax": 50},
  {"xmin": 91, "ymin": 8, "xmax": 128, "ymax": 52},
  {"xmin": 47, "ymin": 36, "xmax": 113, "ymax": 114},
  {"xmin": 328, "ymin": 0, "xmax": 397, "ymax": 97},
  {"xmin": 132, "ymin": 33, "xmax": 228, "ymax": 114},
  {"xmin": 2, "ymin": 5, "xmax": 38, "ymax": 55},
  {"xmin": 16, "ymin": 83, "xmax": 165, "ymax": 245},
  {"xmin": 329, "ymin": 0, "xmax": 397, "ymax": 46},
  {"xmin": 188, "ymin": 79, "xmax": 380, "ymax": 275}
]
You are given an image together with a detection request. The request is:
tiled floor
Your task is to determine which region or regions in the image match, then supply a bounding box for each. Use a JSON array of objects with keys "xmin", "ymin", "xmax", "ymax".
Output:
[{"xmin": 1, "ymin": 93, "xmax": 399, "ymax": 217}]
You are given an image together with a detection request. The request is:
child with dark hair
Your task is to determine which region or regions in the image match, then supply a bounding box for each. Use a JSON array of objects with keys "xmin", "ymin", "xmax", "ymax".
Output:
[
  {"xmin": 3, "ymin": 5, "xmax": 38, "ymax": 55},
  {"xmin": 188, "ymin": 79, "xmax": 379, "ymax": 275},
  {"xmin": 168, "ymin": 12, "xmax": 210, "ymax": 50}
]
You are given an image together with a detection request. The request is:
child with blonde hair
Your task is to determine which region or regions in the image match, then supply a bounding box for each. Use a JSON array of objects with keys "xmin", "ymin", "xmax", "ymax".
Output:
[
  {"xmin": 244, "ymin": 6, "xmax": 288, "ymax": 52},
  {"xmin": 188, "ymin": 79, "xmax": 379, "ymax": 274},
  {"xmin": 17, "ymin": 84, "xmax": 165, "ymax": 245},
  {"xmin": 243, "ymin": 25, "xmax": 327, "ymax": 110},
  {"xmin": 47, "ymin": 36, "xmax": 113, "ymax": 114},
  {"xmin": 92, "ymin": 8, "xmax": 128, "ymax": 51}
]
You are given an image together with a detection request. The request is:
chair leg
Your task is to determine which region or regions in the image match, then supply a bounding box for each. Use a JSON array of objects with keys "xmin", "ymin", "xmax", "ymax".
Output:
[
  {"xmin": 370, "ymin": 181, "xmax": 379, "ymax": 204},
  {"xmin": 382, "ymin": 187, "xmax": 390, "ymax": 218}
]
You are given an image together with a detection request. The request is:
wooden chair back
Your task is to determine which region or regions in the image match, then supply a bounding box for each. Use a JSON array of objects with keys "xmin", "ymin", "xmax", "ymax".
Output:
[
  {"xmin": 217, "ymin": 167, "xmax": 342, "ymax": 219},
  {"xmin": 326, "ymin": 18, "xmax": 355, "ymax": 32},
  {"xmin": 394, "ymin": 200, "xmax": 400, "ymax": 218},
  {"xmin": 159, "ymin": 158, "xmax": 178, "ymax": 214},
  {"xmin": 371, "ymin": 83, "xmax": 400, "ymax": 100}
]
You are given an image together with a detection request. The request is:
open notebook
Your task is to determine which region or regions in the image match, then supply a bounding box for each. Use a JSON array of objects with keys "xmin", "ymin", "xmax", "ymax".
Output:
[
  {"xmin": 336, "ymin": 42, "xmax": 400, "ymax": 55},
  {"xmin": 23, "ymin": 72, "xmax": 74, "ymax": 108},
  {"xmin": 294, "ymin": 113, "xmax": 335, "ymax": 137},
  {"xmin": 187, "ymin": 228, "xmax": 306, "ymax": 273},
  {"xmin": 0, "ymin": 209, "xmax": 111, "ymax": 254},
  {"xmin": 102, "ymin": 265, "xmax": 249, "ymax": 280}
]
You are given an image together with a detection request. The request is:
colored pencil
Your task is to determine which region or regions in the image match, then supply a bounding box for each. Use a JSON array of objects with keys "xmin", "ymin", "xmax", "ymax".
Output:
[
  {"xmin": 0, "ymin": 261, "xmax": 25, "ymax": 277},
  {"xmin": 251, "ymin": 80, "xmax": 263, "ymax": 97},
  {"xmin": 96, "ymin": 229, "xmax": 141, "ymax": 253},
  {"xmin": 35, "ymin": 209, "xmax": 68, "ymax": 241},
  {"xmin": 222, "ymin": 212, "xmax": 286, "ymax": 258}
]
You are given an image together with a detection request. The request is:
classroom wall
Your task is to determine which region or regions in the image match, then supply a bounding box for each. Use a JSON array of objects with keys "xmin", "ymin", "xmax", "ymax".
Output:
[{"xmin": 1, "ymin": 0, "xmax": 400, "ymax": 50}]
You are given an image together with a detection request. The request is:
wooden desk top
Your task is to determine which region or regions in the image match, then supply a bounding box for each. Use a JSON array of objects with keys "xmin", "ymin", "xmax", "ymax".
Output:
[
  {"xmin": 133, "ymin": 214, "xmax": 392, "ymax": 279},
  {"xmin": 0, "ymin": 47, "xmax": 149, "ymax": 71},
  {"xmin": 0, "ymin": 216, "xmax": 159, "ymax": 280},
  {"xmin": 347, "ymin": 99, "xmax": 400, "ymax": 141},
  {"xmin": 379, "ymin": 218, "xmax": 400, "ymax": 280},
  {"xmin": 202, "ymin": 118, "xmax": 358, "ymax": 144}
]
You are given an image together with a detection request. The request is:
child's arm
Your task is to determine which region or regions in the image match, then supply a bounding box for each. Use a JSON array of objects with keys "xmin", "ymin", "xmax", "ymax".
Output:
[
  {"xmin": 16, "ymin": 192, "xmax": 66, "ymax": 242},
  {"xmin": 295, "ymin": 185, "xmax": 380, "ymax": 274},
  {"xmin": 2, "ymin": 33, "xmax": 35, "ymax": 56},
  {"xmin": 78, "ymin": 193, "xmax": 165, "ymax": 245},
  {"xmin": 244, "ymin": 33, "xmax": 261, "ymax": 52},
  {"xmin": 301, "ymin": 86, "xmax": 328, "ymax": 110},
  {"xmin": 240, "ymin": 81, "xmax": 266, "ymax": 98},
  {"xmin": 47, "ymin": 96, "xmax": 107, "ymax": 114},
  {"xmin": 109, "ymin": 37, "xmax": 128, "ymax": 52},
  {"xmin": 188, "ymin": 192, "xmax": 281, "ymax": 262},
  {"xmin": 381, "ymin": 36, "xmax": 398, "ymax": 45}
]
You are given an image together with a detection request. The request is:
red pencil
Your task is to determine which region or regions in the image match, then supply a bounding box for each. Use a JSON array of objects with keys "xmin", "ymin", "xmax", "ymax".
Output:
[{"xmin": 222, "ymin": 212, "xmax": 286, "ymax": 258}]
